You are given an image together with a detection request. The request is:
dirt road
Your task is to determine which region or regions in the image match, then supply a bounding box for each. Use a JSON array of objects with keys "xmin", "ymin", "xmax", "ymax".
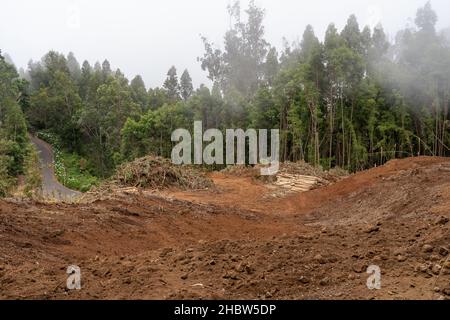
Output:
[
  {"xmin": 0, "ymin": 157, "xmax": 449, "ymax": 299},
  {"xmin": 30, "ymin": 135, "xmax": 80, "ymax": 201}
]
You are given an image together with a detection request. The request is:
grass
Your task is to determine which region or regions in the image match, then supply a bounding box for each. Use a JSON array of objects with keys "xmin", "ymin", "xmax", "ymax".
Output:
[{"xmin": 58, "ymin": 151, "xmax": 99, "ymax": 192}]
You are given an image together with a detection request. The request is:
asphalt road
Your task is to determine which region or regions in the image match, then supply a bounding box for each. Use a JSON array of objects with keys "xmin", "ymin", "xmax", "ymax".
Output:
[{"xmin": 30, "ymin": 135, "xmax": 81, "ymax": 201}]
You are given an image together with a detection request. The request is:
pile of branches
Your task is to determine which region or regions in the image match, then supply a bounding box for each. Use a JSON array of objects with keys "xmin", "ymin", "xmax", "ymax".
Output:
[
  {"xmin": 221, "ymin": 165, "xmax": 259, "ymax": 177},
  {"xmin": 278, "ymin": 161, "xmax": 322, "ymax": 177},
  {"xmin": 279, "ymin": 161, "xmax": 348, "ymax": 183},
  {"xmin": 221, "ymin": 161, "xmax": 348, "ymax": 184},
  {"xmin": 112, "ymin": 156, "xmax": 214, "ymax": 190}
]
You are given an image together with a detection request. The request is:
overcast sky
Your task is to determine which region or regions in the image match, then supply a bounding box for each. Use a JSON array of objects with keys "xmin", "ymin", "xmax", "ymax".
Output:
[{"xmin": 1, "ymin": 0, "xmax": 449, "ymax": 88}]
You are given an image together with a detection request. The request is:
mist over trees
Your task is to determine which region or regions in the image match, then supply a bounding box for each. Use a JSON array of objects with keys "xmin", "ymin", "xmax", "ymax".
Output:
[{"xmin": 1, "ymin": 1, "xmax": 449, "ymax": 193}]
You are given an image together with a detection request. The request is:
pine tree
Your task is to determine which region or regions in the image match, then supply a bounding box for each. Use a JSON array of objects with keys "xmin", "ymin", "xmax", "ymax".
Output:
[
  {"xmin": 80, "ymin": 60, "xmax": 92, "ymax": 100},
  {"xmin": 179, "ymin": 69, "xmax": 193, "ymax": 101},
  {"xmin": 67, "ymin": 52, "xmax": 81, "ymax": 82},
  {"xmin": 415, "ymin": 1, "xmax": 437, "ymax": 34},
  {"xmin": 101, "ymin": 59, "xmax": 112, "ymax": 80},
  {"xmin": 163, "ymin": 66, "xmax": 180, "ymax": 101},
  {"xmin": 130, "ymin": 75, "xmax": 148, "ymax": 110}
]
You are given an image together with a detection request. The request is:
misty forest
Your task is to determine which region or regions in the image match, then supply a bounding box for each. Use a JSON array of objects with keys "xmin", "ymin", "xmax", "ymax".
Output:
[{"xmin": 1, "ymin": 1, "xmax": 450, "ymax": 195}]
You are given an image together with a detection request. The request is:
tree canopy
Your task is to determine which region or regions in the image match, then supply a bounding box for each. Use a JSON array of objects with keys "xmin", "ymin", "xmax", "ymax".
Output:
[{"xmin": 1, "ymin": 1, "xmax": 449, "ymax": 195}]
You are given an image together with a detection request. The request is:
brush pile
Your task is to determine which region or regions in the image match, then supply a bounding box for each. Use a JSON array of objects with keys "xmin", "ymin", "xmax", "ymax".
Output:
[
  {"xmin": 221, "ymin": 165, "xmax": 259, "ymax": 177},
  {"xmin": 222, "ymin": 161, "xmax": 348, "ymax": 181},
  {"xmin": 84, "ymin": 156, "xmax": 213, "ymax": 202},
  {"xmin": 279, "ymin": 161, "xmax": 326, "ymax": 177},
  {"xmin": 113, "ymin": 156, "xmax": 214, "ymax": 190}
]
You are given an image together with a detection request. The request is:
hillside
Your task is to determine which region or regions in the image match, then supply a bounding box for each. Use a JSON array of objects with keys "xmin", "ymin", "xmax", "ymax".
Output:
[{"xmin": 0, "ymin": 157, "xmax": 449, "ymax": 300}]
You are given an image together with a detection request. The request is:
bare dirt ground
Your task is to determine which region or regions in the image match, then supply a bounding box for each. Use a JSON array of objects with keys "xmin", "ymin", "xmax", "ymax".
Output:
[{"xmin": 0, "ymin": 157, "xmax": 449, "ymax": 300}]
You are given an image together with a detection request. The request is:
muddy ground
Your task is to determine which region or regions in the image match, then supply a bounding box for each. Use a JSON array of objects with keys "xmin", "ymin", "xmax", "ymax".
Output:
[{"xmin": 0, "ymin": 157, "xmax": 449, "ymax": 300}]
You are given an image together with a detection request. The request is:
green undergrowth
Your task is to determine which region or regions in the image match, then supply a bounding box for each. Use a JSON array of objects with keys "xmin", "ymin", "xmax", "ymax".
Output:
[{"xmin": 37, "ymin": 131, "xmax": 100, "ymax": 192}]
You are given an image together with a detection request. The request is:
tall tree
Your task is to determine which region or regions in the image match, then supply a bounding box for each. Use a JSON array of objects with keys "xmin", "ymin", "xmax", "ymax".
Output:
[
  {"xmin": 163, "ymin": 66, "xmax": 180, "ymax": 101},
  {"xmin": 415, "ymin": 1, "xmax": 437, "ymax": 34},
  {"xmin": 264, "ymin": 46, "xmax": 279, "ymax": 86},
  {"xmin": 0, "ymin": 51, "xmax": 28, "ymax": 189},
  {"xmin": 200, "ymin": 0, "xmax": 270, "ymax": 97},
  {"xmin": 67, "ymin": 52, "xmax": 81, "ymax": 82},
  {"xmin": 101, "ymin": 59, "xmax": 112, "ymax": 80},
  {"xmin": 79, "ymin": 78, "xmax": 140, "ymax": 175},
  {"xmin": 130, "ymin": 75, "xmax": 148, "ymax": 110},
  {"xmin": 179, "ymin": 69, "xmax": 193, "ymax": 101},
  {"xmin": 79, "ymin": 60, "xmax": 92, "ymax": 101}
]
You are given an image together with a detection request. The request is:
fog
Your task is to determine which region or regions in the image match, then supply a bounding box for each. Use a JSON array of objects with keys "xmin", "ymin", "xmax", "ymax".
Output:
[{"xmin": 1, "ymin": 0, "xmax": 450, "ymax": 88}]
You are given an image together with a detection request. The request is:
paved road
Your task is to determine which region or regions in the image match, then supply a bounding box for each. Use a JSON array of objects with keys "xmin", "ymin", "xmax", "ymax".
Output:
[{"xmin": 30, "ymin": 135, "xmax": 81, "ymax": 201}]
